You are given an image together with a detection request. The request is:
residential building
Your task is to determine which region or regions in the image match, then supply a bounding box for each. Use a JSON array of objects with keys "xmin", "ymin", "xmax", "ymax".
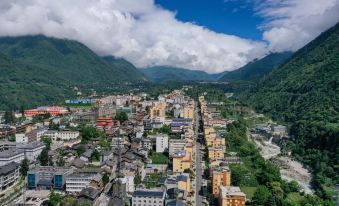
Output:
[
  {"xmin": 172, "ymin": 150, "xmax": 191, "ymax": 173},
  {"xmin": 183, "ymin": 106, "xmax": 194, "ymax": 119},
  {"xmin": 0, "ymin": 162, "xmax": 20, "ymax": 191},
  {"xmin": 211, "ymin": 166, "xmax": 231, "ymax": 197},
  {"xmin": 168, "ymin": 139, "xmax": 186, "ymax": 156},
  {"xmin": 142, "ymin": 139, "xmax": 152, "ymax": 151},
  {"xmin": 208, "ymin": 147, "xmax": 225, "ymax": 160},
  {"xmin": 17, "ymin": 141, "xmax": 45, "ymax": 162},
  {"xmin": 132, "ymin": 189, "xmax": 166, "ymax": 206},
  {"xmin": 177, "ymin": 173, "xmax": 190, "ymax": 192},
  {"xmin": 149, "ymin": 102, "xmax": 166, "ymax": 119},
  {"xmin": 218, "ymin": 186, "xmax": 246, "ymax": 206},
  {"xmin": 156, "ymin": 135, "xmax": 168, "ymax": 153}
]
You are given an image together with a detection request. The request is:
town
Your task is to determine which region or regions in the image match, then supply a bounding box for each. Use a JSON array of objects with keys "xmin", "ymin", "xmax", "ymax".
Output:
[{"xmin": 0, "ymin": 87, "xmax": 315, "ymax": 206}]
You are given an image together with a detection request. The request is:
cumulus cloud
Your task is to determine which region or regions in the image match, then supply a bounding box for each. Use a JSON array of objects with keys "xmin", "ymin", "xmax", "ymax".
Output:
[
  {"xmin": 257, "ymin": 0, "xmax": 339, "ymax": 52},
  {"xmin": 0, "ymin": 0, "xmax": 267, "ymax": 73}
]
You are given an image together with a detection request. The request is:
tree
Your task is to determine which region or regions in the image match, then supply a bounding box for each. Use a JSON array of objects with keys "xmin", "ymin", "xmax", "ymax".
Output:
[
  {"xmin": 90, "ymin": 149, "xmax": 100, "ymax": 162},
  {"xmin": 48, "ymin": 190, "xmax": 62, "ymax": 206},
  {"xmin": 38, "ymin": 148, "xmax": 49, "ymax": 166},
  {"xmin": 56, "ymin": 156, "xmax": 65, "ymax": 167},
  {"xmin": 251, "ymin": 185, "xmax": 272, "ymax": 206},
  {"xmin": 20, "ymin": 158, "xmax": 29, "ymax": 176},
  {"xmin": 4, "ymin": 111, "xmax": 15, "ymax": 124},
  {"xmin": 76, "ymin": 145, "xmax": 86, "ymax": 156},
  {"xmin": 102, "ymin": 174, "xmax": 109, "ymax": 186},
  {"xmin": 134, "ymin": 173, "xmax": 142, "ymax": 185},
  {"xmin": 114, "ymin": 112, "xmax": 128, "ymax": 123},
  {"xmin": 80, "ymin": 126, "xmax": 105, "ymax": 143},
  {"xmin": 41, "ymin": 136, "xmax": 52, "ymax": 150}
]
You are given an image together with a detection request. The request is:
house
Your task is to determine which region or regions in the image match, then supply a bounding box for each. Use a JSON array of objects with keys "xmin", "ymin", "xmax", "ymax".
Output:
[
  {"xmin": 80, "ymin": 150, "xmax": 93, "ymax": 162},
  {"xmin": 77, "ymin": 187, "xmax": 101, "ymax": 205},
  {"xmin": 0, "ymin": 162, "xmax": 20, "ymax": 191}
]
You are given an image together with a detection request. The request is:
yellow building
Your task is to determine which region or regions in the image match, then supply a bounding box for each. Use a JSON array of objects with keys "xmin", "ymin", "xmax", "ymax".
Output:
[
  {"xmin": 183, "ymin": 106, "xmax": 195, "ymax": 119},
  {"xmin": 211, "ymin": 167, "xmax": 231, "ymax": 197},
  {"xmin": 149, "ymin": 102, "xmax": 166, "ymax": 119},
  {"xmin": 205, "ymin": 137, "xmax": 225, "ymax": 147},
  {"xmin": 177, "ymin": 173, "xmax": 191, "ymax": 192},
  {"xmin": 219, "ymin": 186, "xmax": 246, "ymax": 206},
  {"xmin": 172, "ymin": 150, "xmax": 191, "ymax": 173},
  {"xmin": 208, "ymin": 147, "xmax": 225, "ymax": 160}
]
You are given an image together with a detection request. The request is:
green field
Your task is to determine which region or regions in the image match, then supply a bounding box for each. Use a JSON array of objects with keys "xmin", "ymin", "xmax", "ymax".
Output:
[
  {"xmin": 151, "ymin": 153, "xmax": 169, "ymax": 164},
  {"xmin": 240, "ymin": 186, "xmax": 257, "ymax": 200}
]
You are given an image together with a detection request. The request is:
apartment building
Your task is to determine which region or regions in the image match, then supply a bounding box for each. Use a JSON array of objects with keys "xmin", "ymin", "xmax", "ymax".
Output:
[
  {"xmin": 0, "ymin": 162, "xmax": 20, "ymax": 191},
  {"xmin": 218, "ymin": 186, "xmax": 246, "ymax": 206},
  {"xmin": 211, "ymin": 166, "xmax": 231, "ymax": 197},
  {"xmin": 156, "ymin": 135, "xmax": 168, "ymax": 153},
  {"xmin": 172, "ymin": 150, "xmax": 191, "ymax": 173}
]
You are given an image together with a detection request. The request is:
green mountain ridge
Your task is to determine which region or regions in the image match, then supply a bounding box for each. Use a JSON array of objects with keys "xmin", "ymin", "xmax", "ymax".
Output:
[
  {"xmin": 0, "ymin": 35, "xmax": 147, "ymax": 109},
  {"xmin": 220, "ymin": 52, "xmax": 293, "ymax": 81},
  {"xmin": 240, "ymin": 22, "xmax": 339, "ymax": 200},
  {"xmin": 142, "ymin": 66, "xmax": 225, "ymax": 82}
]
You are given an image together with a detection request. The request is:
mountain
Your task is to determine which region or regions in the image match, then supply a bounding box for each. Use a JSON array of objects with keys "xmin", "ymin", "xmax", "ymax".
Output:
[
  {"xmin": 242, "ymin": 23, "xmax": 339, "ymax": 198},
  {"xmin": 142, "ymin": 66, "xmax": 223, "ymax": 82},
  {"xmin": 0, "ymin": 35, "xmax": 147, "ymax": 109},
  {"xmin": 220, "ymin": 52, "xmax": 292, "ymax": 81}
]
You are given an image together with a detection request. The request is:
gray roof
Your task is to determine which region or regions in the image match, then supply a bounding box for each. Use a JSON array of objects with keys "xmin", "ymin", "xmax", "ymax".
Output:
[
  {"xmin": 0, "ymin": 149, "xmax": 24, "ymax": 158},
  {"xmin": 133, "ymin": 190, "xmax": 165, "ymax": 198},
  {"xmin": 166, "ymin": 200, "xmax": 187, "ymax": 206},
  {"xmin": 0, "ymin": 162, "xmax": 20, "ymax": 176}
]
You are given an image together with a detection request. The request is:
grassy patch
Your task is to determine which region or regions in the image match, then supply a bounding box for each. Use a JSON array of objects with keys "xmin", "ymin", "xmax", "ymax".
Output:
[
  {"xmin": 287, "ymin": 192, "xmax": 304, "ymax": 202},
  {"xmin": 151, "ymin": 152, "xmax": 169, "ymax": 164},
  {"xmin": 240, "ymin": 186, "xmax": 257, "ymax": 200},
  {"xmin": 144, "ymin": 173, "xmax": 163, "ymax": 188}
]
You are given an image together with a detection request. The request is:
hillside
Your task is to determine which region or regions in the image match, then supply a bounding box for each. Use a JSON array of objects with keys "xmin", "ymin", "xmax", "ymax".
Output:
[
  {"xmin": 242, "ymin": 22, "xmax": 339, "ymax": 199},
  {"xmin": 142, "ymin": 66, "xmax": 223, "ymax": 82},
  {"xmin": 220, "ymin": 52, "xmax": 292, "ymax": 81},
  {"xmin": 0, "ymin": 52, "xmax": 73, "ymax": 110},
  {"xmin": 0, "ymin": 35, "xmax": 147, "ymax": 109}
]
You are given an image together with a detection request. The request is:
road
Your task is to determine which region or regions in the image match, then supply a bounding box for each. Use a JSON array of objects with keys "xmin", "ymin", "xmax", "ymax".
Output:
[{"xmin": 195, "ymin": 104, "xmax": 203, "ymax": 206}]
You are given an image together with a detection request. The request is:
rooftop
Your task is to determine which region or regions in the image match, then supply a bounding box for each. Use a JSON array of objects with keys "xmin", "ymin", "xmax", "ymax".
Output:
[
  {"xmin": 220, "ymin": 186, "xmax": 246, "ymax": 198},
  {"xmin": 133, "ymin": 189, "xmax": 165, "ymax": 198},
  {"xmin": 0, "ymin": 162, "xmax": 20, "ymax": 175}
]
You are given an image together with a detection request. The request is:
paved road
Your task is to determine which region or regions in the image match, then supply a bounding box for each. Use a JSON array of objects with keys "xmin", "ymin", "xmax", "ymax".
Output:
[{"xmin": 195, "ymin": 104, "xmax": 203, "ymax": 206}]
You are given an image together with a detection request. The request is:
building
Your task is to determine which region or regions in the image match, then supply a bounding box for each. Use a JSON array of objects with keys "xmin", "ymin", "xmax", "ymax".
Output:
[
  {"xmin": 272, "ymin": 125, "xmax": 287, "ymax": 137},
  {"xmin": 177, "ymin": 173, "xmax": 190, "ymax": 192},
  {"xmin": 0, "ymin": 149, "xmax": 25, "ymax": 167},
  {"xmin": 208, "ymin": 147, "xmax": 225, "ymax": 160},
  {"xmin": 183, "ymin": 106, "xmax": 194, "ymax": 119},
  {"xmin": 24, "ymin": 106, "xmax": 68, "ymax": 117},
  {"xmin": 168, "ymin": 139, "xmax": 187, "ymax": 156},
  {"xmin": 15, "ymin": 133, "xmax": 36, "ymax": 143},
  {"xmin": 149, "ymin": 102, "xmax": 166, "ymax": 120},
  {"xmin": 219, "ymin": 186, "xmax": 246, "ymax": 206},
  {"xmin": 17, "ymin": 141, "xmax": 45, "ymax": 162},
  {"xmin": 66, "ymin": 173, "xmax": 102, "ymax": 193},
  {"xmin": 156, "ymin": 135, "xmax": 168, "ymax": 153},
  {"xmin": 132, "ymin": 189, "xmax": 166, "ymax": 206},
  {"xmin": 172, "ymin": 150, "xmax": 191, "ymax": 173},
  {"xmin": 142, "ymin": 139, "xmax": 152, "ymax": 151},
  {"xmin": 119, "ymin": 175, "xmax": 135, "ymax": 193},
  {"xmin": 0, "ymin": 162, "xmax": 20, "ymax": 191},
  {"xmin": 211, "ymin": 167, "xmax": 231, "ymax": 197},
  {"xmin": 27, "ymin": 166, "xmax": 73, "ymax": 190},
  {"xmin": 44, "ymin": 130, "xmax": 80, "ymax": 141}
]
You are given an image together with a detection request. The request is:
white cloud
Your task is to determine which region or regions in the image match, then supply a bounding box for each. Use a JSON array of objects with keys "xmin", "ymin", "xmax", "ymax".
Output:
[
  {"xmin": 0, "ymin": 0, "xmax": 267, "ymax": 73},
  {"xmin": 257, "ymin": 0, "xmax": 339, "ymax": 52}
]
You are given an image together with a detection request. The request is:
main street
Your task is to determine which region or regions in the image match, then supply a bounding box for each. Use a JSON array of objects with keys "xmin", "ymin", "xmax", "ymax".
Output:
[{"xmin": 195, "ymin": 104, "xmax": 203, "ymax": 206}]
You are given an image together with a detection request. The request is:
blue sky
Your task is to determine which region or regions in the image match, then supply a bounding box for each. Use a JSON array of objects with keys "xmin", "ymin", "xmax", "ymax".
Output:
[{"xmin": 155, "ymin": 0, "xmax": 263, "ymax": 40}]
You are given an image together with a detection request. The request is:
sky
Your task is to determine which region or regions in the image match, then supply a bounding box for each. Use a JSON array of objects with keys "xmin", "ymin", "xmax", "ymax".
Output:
[{"xmin": 0, "ymin": 0, "xmax": 338, "ymax": 73}]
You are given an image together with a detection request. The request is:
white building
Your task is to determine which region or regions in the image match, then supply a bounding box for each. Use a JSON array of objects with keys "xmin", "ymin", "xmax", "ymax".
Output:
[
  {"xmin": 66, "ymin": 173, "xmax": 102, "ymax": 193},
  {"xmin": 44, "ymin": 130, "xmax": 80, "ymax": 141},
  {"xmin": 15, "ymin": 133, "xmax": 27, "ymax": 143},
  {"xmin": 119, "ymin": 175, "xmax": 135, "ymax": 193},
  {"xmin": 156, "ymin": 135, "xmax": 168, "ymax": 153},
  {"xmin": 142, "ymin": 139, "xmax": 152, "ymax": 151},
  {"xmin": 17, "ymin": 142, "xmax": 45, "ymax": 162},
  {"xmin": 0, "ymin": 149, "xmax": 25, "ymax": 166},
  {"xmin": 0, "ymin": 162, "xmax": 20, "ymax": 191}
]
